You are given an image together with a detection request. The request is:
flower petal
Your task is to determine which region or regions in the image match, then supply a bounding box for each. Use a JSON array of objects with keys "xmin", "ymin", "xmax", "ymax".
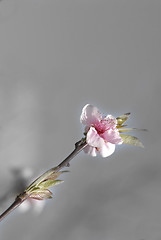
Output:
[
  {"xmin": 83, "ymin": 145, "xmax": 97, "ymax": 157},
  {"xmin": 80, "ymin": 104, "xmax": 102, "ymax": 126},
  {"xmin": 86, "ymin": 127, "xmax": 105, "ymax": 148},
  {"xmin": 98, "ymin": 142, "xmax": 115, "ymax": 157},
  {"xmin": 105, "ymin": 115, "xmax": 117, "ymax": 128},
  {"xmin": 101, "ymin": 129, "xmax": 123, "ymax": 145}
]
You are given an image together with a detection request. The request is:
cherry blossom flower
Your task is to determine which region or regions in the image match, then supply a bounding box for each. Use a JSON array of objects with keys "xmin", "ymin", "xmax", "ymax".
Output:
[
  {"xmin": 80, "ymin": 104, "xmax": 123, "ymax": 157},
  {"xmin": 80, "ymin": 104, "xmax": 144, "ymax": 158}
]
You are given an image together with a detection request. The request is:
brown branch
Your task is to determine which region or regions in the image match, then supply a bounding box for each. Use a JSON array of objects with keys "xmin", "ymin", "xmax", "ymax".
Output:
[
  {"xmin": 0, "ymin": 194, "xmax": 27, "ymax": 222},
  {"xmin": 55, "ymin": 138, "xmax": 87, "ymax": 171},
  {"xmin": 0, "ymin": 139, "xmax": 87, "ymax": 222}
]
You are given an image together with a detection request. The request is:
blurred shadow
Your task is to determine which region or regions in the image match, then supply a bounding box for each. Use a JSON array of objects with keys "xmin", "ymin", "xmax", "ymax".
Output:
[{"xmin": 0, "ymin": 167, "xmax": 31, "ymax": 208}]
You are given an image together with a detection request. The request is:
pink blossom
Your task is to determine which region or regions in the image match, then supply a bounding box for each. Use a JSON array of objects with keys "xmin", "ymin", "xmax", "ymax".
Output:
[{"xmin": 80, "ymin": 104, "xmax": 123, "ymax": 157}]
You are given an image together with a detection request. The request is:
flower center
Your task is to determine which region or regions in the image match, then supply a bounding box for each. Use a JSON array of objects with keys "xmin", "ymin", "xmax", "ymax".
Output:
[
  {"xmin": 95, "ymin": 119, "xmax": 116, "ymax": 134},
  {"xmin": 95, "ymin": 120, "xmax": 109, "ymax": 134}
]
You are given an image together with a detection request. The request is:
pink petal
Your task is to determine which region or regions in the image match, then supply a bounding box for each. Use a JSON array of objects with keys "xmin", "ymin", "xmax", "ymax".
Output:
[
  {"xmin": 84, "ymin": 145, "xmax": 97, "ymax": 157},
  {"xmin": 86, "ymin": 127, "xmax": 105, "ymax": 148},
  {"xmin": 98, "ymin": 142, "xmax": 115, "ymax": 157},
  {"xmin": 104, "ymin": 115, "xmax": 117, "ymax": 128},
  {"xmin": 80, "ymin": 104, "xmax": 102, "ymax": 126},
  {"xmin": 101, "ymin": 129, "xmax": 123, "ymax": 145}
]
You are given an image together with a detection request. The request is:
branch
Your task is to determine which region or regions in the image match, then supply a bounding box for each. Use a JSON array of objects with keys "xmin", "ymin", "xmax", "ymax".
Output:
[
  {"xmin": 55, "ymin": 138, "xmax": 87, "ymax": 171},
  {"xmin": 0, "ymin": 138, "xmax": 87, "ymax": 222},
  {"xmin": 0, "ymin": 194, "xmax": 27, "ymax": 222}
]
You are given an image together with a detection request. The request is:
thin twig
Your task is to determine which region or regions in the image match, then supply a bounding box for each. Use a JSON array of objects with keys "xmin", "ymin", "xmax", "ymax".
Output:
[
  {"xmin": 0, "ymin": 194, "xmax": 27, "ymax": 222},
  {"xmin": 0, "ymin": 139, "xmax": 88, "ymax": 222},
  {"xmin": 55, "ymin": 138, "xmax": 87, "ymax": 171}
]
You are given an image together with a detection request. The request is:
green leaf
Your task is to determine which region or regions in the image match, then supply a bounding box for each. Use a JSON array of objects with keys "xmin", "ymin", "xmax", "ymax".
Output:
[
  {"xmin": 116, "ymin": 113, "xmax": 130, "ymax": 126},
  {"xmin": 38, "ymin": 179, "xmax": 64, "ymax": 188},
  {"xmin": 119, "ymin": 128, "xmax": 148, "ymax": 133},
  {"xmin": 29, "ymin": 189, "xmax": 53, "ymax": 200},
  {"xmin": 118, "ymin": 128, "xmax": 134, "ymax": 133},
  {"xmin": 26, "ymin": 169, "xmax": 68, "ymax": 192},
  {"xmin": 26, "ymin": 185, "xmax": 40, "ymax": 194},
  {"xmin": 120, "ymin": 134, "xmax": 144, "ymax": 147},
  {"xmin": 30, "ymin": 186, "xmax": 40, "ymax": 191},
  {"xmin": 46, "ymin": 171, "xmax": 68, "ymax": 181}
]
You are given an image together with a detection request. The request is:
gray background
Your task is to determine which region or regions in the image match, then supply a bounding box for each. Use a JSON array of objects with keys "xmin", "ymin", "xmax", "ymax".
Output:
[{"xmin": 0, "ymin": 0, "xmax": 160, "ymax": 240}]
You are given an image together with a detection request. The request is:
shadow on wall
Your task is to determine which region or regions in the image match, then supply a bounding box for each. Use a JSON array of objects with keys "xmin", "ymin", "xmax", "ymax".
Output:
[{"xmin": 0, "ymin": 167, "xmax": 46, "ymax": 214}]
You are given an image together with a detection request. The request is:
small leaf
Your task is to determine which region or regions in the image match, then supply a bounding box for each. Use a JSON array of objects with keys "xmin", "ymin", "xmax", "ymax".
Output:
[
  {"xmin": 120, "ymin": 134, "xmax": 144, "ymax": 147},
  {"xmin": 116, "ymin": 113, "xmax": 130, "ymax": 126},
  {"xmin": 30, "ymin": 186, "xmax": 41, "ymax": 191},
  {"xmin": 26, "ymin": 186, "xmax": 40, "ymax": 194},
  {"xmin": 46, "ymin": 171, "xmax": 68, "ymax": 181},
  {"xmin": 29, "ymin": 189, "xmax": 53, "ymax": 200},
  {"xmin": 38, "ymin": 179, "xmax": 64, "ymax": 188},
  {"xmin": 119, "ymin": 128, "xmax": 148, "ymax": 133},
  {"xmin": 117, "ymin": 124, "xmax": 128, "ymax": 129},
  {"xmin": 119, "ymin": 128, "xmax": 135, "ymax": 133},
  {"xmin": 26, "ymin": 170, "xmax": 68, "ymax": 192}
]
